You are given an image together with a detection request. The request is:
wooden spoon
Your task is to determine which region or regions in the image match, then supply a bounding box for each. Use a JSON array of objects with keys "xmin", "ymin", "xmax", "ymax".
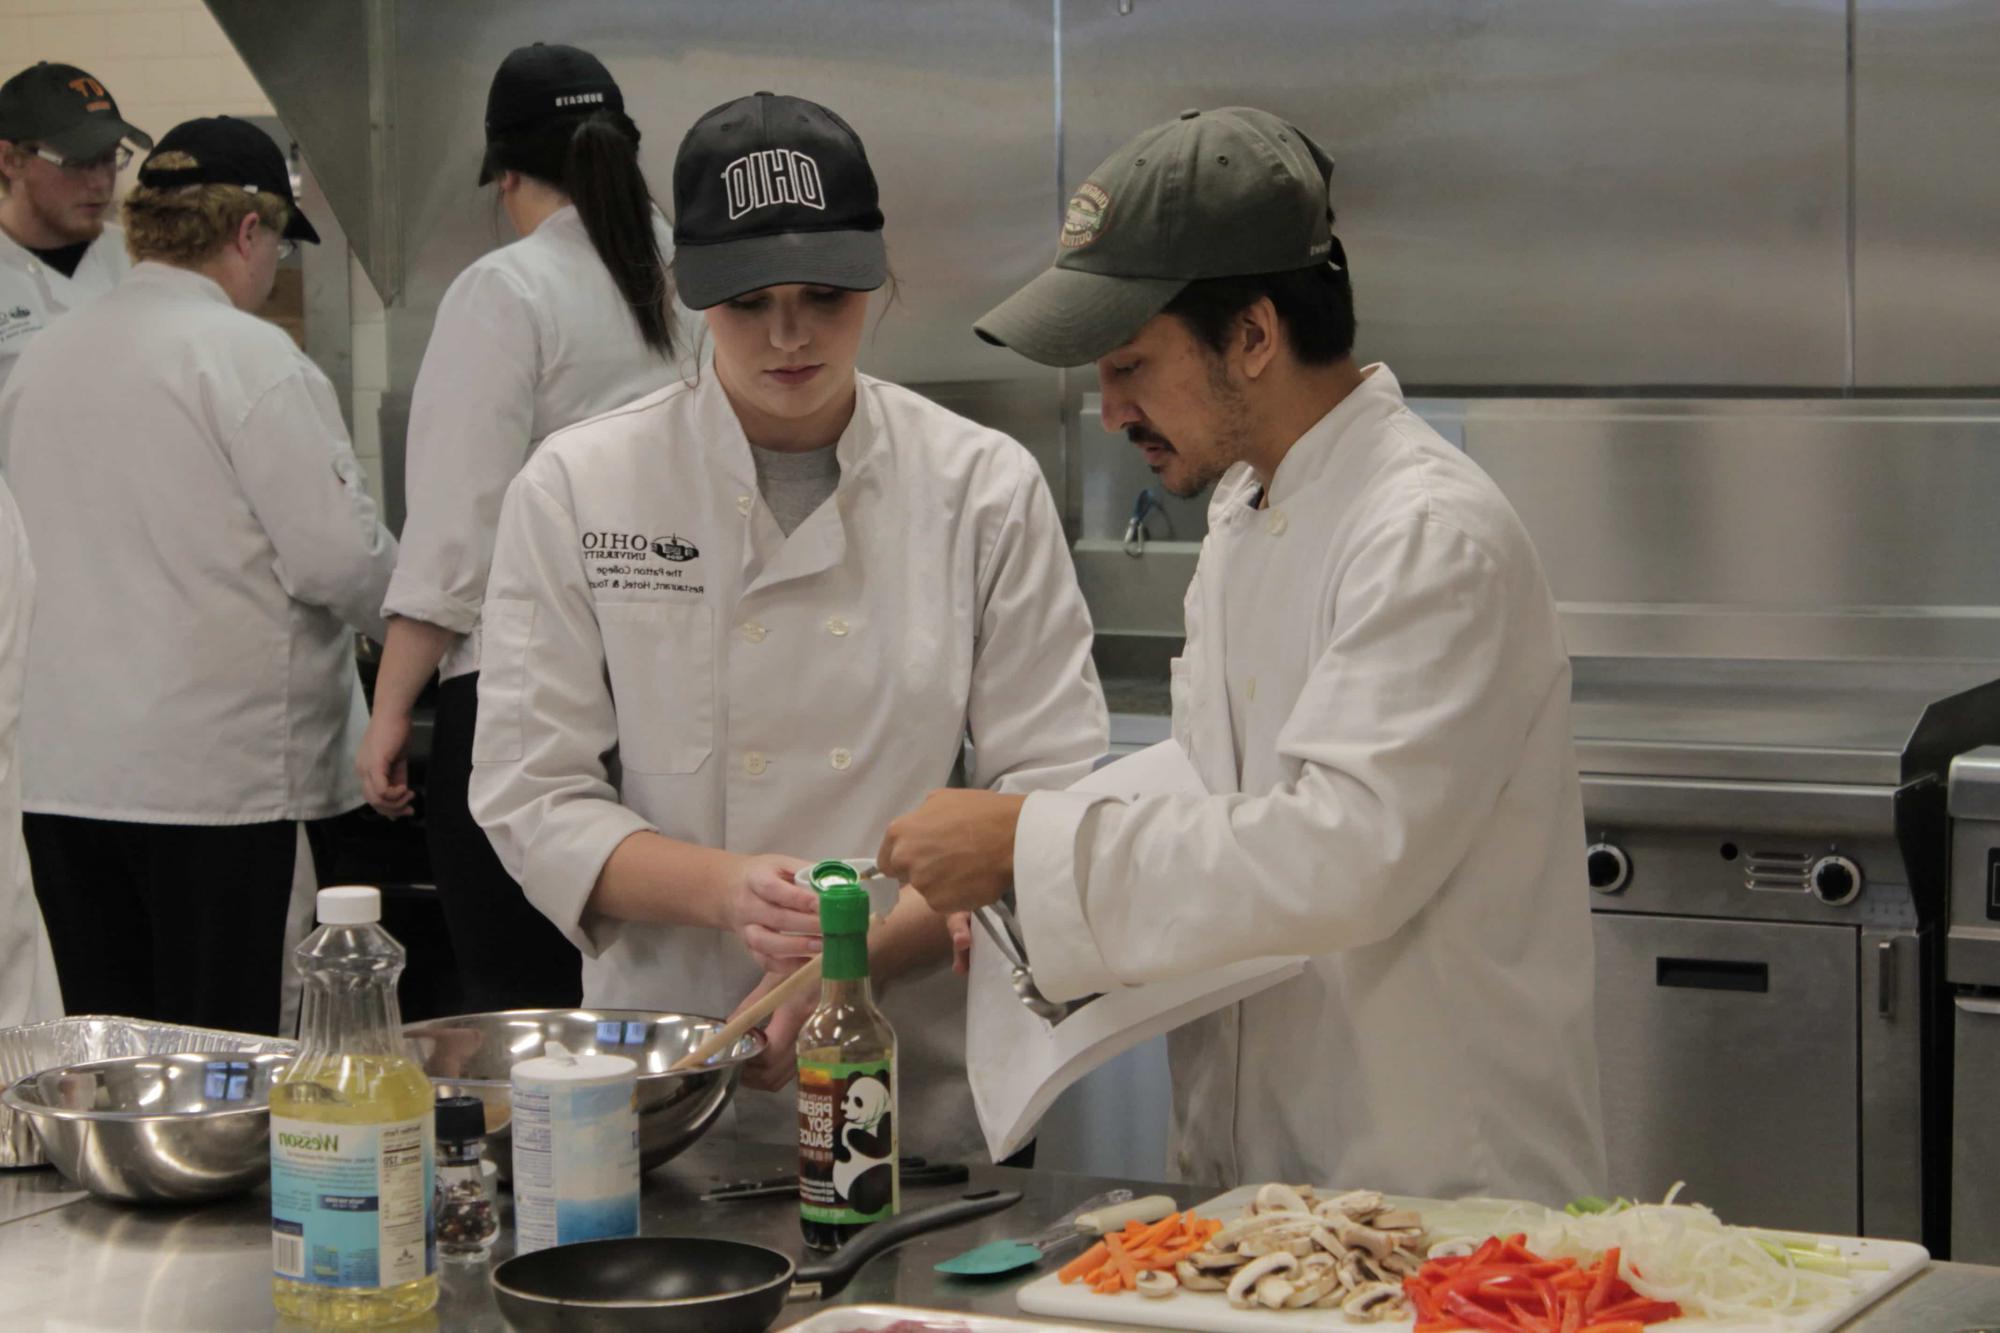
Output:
[{"xmin": 668, "ymin": 957, "xmax": 823, "ymax": 1072}]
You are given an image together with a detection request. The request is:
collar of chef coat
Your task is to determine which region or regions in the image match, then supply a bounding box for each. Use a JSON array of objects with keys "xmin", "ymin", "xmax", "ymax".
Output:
[
  {"xmin": 0, "ymin": 222, "xmax": 120, "ymax": 280},
  {"xmin": 121, "ymin": 258, "xmax": 235, "ymax": 309},
  {"xmin": 692, "ymin": 366, "xmax": 886, "ymax": 595},
  {"xmin": 1206, "ymin": 362, "xmax": 1407, "ymax": 530}
]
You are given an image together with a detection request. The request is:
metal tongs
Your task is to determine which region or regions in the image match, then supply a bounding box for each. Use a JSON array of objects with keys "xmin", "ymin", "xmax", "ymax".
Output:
[{"xmin": 838, "ymin": 859, "xmax": 1077, "ymax": 1024}]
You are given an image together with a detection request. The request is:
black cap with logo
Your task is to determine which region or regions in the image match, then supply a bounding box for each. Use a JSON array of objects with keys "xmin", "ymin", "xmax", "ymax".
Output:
[
  {"xmin": 478, "ymin": 42, "xmax": 624, "ymax": 186},
  {"xmin": 976, "ymin": 106, "xmax": 1340, "ymax": 367},
  {"xmin": 137, "ymin": 117, "xmax": 320, "ymax": 244},
  {"xmin": 0, "ymin": 62, "xmax": 153, "ymax": 162},
  {"xmin": 670, "ymin": 91, "xmax": 885, "ymax": 311}
]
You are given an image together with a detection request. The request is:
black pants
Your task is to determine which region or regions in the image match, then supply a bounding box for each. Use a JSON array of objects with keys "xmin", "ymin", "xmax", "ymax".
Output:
[
  {"xmin": 429, "ymin": 673, "xmax": 582, "ymax": 1012},
  {"xmin": 25, "ymin": 814, "xmax": 325, "ymax": 1036}
]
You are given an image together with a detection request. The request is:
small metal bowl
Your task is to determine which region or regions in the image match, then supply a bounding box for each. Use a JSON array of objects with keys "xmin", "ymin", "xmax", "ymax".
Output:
[
  {"xmin": 0, "ymin": 1051, "xmax": 292, "ymax": 1204},
  {"xmin": 402, "ymin": 1009, "xmax": 764, "ymax": 1179}
]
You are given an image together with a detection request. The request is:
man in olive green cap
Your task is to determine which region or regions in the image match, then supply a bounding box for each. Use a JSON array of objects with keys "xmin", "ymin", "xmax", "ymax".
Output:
[{"xmin": 881, "ymin": 108, "xmax": 1605, "ymax": 1202}]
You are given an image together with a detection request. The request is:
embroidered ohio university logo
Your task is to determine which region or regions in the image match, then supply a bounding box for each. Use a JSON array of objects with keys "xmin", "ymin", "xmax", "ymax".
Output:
[
  {"xmin": 722, "ymin": 149, "xmax": 825, "ymax": 221},
  {"xmin": 1059, "ymin": 182, "xmax": 1111, "ymax": 250}
]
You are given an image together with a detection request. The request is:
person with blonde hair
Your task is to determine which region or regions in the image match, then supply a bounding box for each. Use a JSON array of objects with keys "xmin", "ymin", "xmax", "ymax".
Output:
[{"xmin": 0, "ymin": 117, "xmax": 394, "ymax": 1035}]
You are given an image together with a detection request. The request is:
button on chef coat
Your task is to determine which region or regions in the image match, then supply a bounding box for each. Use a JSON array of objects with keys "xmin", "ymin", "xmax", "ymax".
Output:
[
  {"xmin": 0, "ymin": 262, "xmax": 396, "ymax": 822},
  {"xmin": 0, "ymin": 224, "xmax": 129, "ymax": 396},
  {"xmin": 0, "ymin": 476, "xmax": 60, "ymax": 1025},
  {"xmin": 381, "ymin": 206, "xmax": 684, "ymax": 680},
  {"xmin": 470, "ymin": 371, "xmax": 1109, "ymax": 1157},
  {"xmin": 1014, "ymin": 365, "xmax": 1606, "ymax": 1202}
]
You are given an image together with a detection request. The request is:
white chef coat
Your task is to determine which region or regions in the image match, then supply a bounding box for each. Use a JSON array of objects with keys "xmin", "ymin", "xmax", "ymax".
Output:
[
  {"xmin": 1015, "ymin": 365, "xmax": 1606, "ymax": 1203},
  {"xmin": 0, "ymin": 223, "xmax": 129, "ymax": 395},
  {"xmin": 0, "ymin": 261, "xmax": 396, "ymax": 823},
  {"xmin": 382, "ymin": 205, "xmax": 684, "ymax": 681},
  {"xmin": 0, "ymin": 476, "xmax": 61, "ymax": 1024},
  {"xmin": 470, "ymin": 370, "xmax": 1109, "ymax": 1157}
]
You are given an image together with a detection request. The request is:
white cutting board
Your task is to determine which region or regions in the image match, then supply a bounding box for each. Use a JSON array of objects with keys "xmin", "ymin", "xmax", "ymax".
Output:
[{"xmin": 1017, "ymin": 1186, "xmax": 1930, "ymax": 1333}]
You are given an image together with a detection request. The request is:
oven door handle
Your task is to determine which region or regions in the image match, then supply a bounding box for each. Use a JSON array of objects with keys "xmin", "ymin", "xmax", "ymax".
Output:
[{"xmin": 1956, "ymin": 995, "xmax": 2000, "ymax": 1018}]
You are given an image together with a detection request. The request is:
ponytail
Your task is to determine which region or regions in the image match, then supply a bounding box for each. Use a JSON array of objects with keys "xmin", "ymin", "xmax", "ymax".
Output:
[
  {"xmin": 564, "ymin": 112, "xmax": 675, "ymax": 358},
  {"xmin": 487, "ymin": 110, "xmax": 675, "ymax": 359}
]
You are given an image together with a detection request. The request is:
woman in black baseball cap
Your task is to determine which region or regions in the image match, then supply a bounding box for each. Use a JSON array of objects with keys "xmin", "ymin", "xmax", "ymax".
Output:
[
  {"xmin": 466, "ymin": 92, "xmax": 1107, "ymax": 1173},
  {"xmin": 358, "ymin": 43, "xmax": 685, "ymax": 1014}
]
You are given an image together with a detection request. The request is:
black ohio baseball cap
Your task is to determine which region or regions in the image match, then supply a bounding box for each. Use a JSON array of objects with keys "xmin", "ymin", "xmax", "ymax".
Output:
[
  {"xmin": 671, "ymin": 92, "xmax": 885, "ymax": 310},
  {"xmin": 478, "ymin": 42, "xmax": 624, "ymax": 185},
  {"xmin": 0, "ymin": 62, "xmax": 153, "ymax": 161},
  {"xmin": 976, "ymin": 107, "xmax": 1339, "ymax": 367},
  {"xmin": 138, "ymin": 117, "xmax": 320, "ymax": 244}
]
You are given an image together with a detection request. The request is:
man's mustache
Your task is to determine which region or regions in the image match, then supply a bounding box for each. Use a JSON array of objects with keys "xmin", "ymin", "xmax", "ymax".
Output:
[{"xmin": 1126, "ymin": 426, "xmax": 1175, "ymax": 451}]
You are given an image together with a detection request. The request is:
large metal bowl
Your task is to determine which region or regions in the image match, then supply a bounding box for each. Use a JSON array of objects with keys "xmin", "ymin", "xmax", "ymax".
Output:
[
  {"xmin": 0, "ymin": 1051, "xmax": 293, "ymax": 1203},
  {"xmin": 401, "ymin": 1009, "xmax": 763, "ymax": 1179}
]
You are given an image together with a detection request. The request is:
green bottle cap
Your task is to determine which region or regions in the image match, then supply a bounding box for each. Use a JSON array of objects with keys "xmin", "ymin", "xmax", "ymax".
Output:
[{"xmin": 806, "ymin": 861, "xmax": 871, "ymax": 978}]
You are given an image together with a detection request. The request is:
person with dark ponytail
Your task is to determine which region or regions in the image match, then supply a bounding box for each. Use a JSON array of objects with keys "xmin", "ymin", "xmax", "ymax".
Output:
[{"xmin": 359, "ymin": 43, "xmax": 685, "ymax": 1011}]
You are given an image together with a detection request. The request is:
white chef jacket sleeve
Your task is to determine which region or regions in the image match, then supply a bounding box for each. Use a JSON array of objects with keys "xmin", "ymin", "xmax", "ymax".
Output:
[
  {"xmin": 228, "ymin": 365, "xmax": 397, "ymax": 641},
  {"xmin": 964, "ymin": 459, "xmax": 1109, "ymax": 795},
  {"xmin": 381, "ymin": 264, "xmax": 539, "ymax": 633},
  {"xmin": 468, "ymin": 467, "xmax": 654, "ymax": 957},
  {"xmin": 1014, "ymin": 515, "xmax": 1555, "ymax": 1000}
]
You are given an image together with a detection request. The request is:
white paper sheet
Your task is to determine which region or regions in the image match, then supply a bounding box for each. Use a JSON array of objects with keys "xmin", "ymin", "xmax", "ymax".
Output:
[{"xmin": 967, "ymin": 741, "xmax": 1305, "ymax": 1163}]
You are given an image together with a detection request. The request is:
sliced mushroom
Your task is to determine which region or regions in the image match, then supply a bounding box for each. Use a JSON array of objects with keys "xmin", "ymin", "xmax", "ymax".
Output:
[
  {"xmin": 1134, "ymin": 1269, "xmax": 1179, "ymax": 1299},
  {"xmin": 1174, "ymin": 1260, "xmax": 1227, "ymax": 1292},
  {"xmin": 1255, "ymin": 1272, "xmax": 1297, "ymax": 1309},
  {"xmin": 1211, "ymin": 1209, "xmax": 1313, "ymax": 1250},
  {"xmin": 1374, "ymin": 1208, "xmax": 1423, "ymax": 1231},
  {"xmin": 1331, "ymin": 1214, "xmax": 1398, "ymax": 1262},
  {"xmin": 1240, "ymin": 1233, "xmax": 1314, "ymax": 1259},
  {"xmin": 1329, "ymin": 1189, "xmax": 1386, "ymax": 1218},
  {"xmin": 1282, "ymin": 1259, "xmax": 1345, "ymax": 1309},
  {"xmin": 1187, "ymin": 1248, "xmax": 1249, "ymax": 1272},
  {"xmin": 1427, "ymin": 1237, "xmax": 1478, "ymax": 1260},
  {"xmin": 1226, "ymin": 1252, "xmax": 1298, "ymax": 1309},
  {"xmin": 1377, "ymin": 1248, "xmax": 1422, "ymax": 1277},
  {"xmin": 1337, "ymin": 1250, "xmax": 1383, "ymax": 1292},
  {"xmin": 1308, "ymin": 1225, "xmax": 1351, "ymax": 1259},
  {"xmin": 1255, "ymin": 1182, "xmax": 1312, "ymax": 1216},
  {"xmin": 1342, "ymin": 1281, "xmax": 1407, "ymax": 1322}
]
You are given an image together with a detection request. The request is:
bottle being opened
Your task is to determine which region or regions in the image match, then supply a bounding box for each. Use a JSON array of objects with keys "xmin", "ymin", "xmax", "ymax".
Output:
[
  {"xmin": 270, "ymin": 886, "xmax": 438, "ymax": 1324},
  {"xmin": 797, "ymin": 860, "xmax": 898, "ymax": 1251}
]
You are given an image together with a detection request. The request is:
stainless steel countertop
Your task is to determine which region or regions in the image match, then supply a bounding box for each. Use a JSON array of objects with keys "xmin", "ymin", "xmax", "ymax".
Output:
[{"xmin": 2, "ymin": 1137, "xmax": 1998, "ymax": 1330}]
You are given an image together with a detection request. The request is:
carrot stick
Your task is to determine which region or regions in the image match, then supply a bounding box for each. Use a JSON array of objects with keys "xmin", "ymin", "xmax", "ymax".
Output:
[
  {"xmin": 1058, "ymin": 1240, "xmax": 1108, "ymax": 1284},
  {"xmin": 1102, "ymin": 1231, "xmax": 1141, "ymax": 1286}
]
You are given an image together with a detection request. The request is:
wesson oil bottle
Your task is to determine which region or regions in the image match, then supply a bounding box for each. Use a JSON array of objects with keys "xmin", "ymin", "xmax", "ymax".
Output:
[
  {"xmin": 270, "ymin": 886, "xmax": 438, "ymax": 1323},
  {"xmin": 797, "ymin": 863, "xmax": 898, "ymax": 1251}
]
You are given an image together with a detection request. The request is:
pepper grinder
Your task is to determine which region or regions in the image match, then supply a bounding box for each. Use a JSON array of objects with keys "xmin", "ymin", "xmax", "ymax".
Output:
[{"xmin": 433, "ymin": 1095, "xmax": 499, "ymax": 1261}]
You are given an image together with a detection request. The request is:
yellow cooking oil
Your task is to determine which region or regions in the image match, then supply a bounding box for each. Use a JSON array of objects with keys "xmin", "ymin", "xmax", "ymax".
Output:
[{"xmin": 271, "ymin": 888, "xmax": 438, "ymax": 1325}]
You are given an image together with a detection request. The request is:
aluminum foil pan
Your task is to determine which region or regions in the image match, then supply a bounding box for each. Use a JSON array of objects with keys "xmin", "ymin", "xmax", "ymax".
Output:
[{"xmin": 0, "ymin": 1015, "xmax": 297, "ymax": 1168}]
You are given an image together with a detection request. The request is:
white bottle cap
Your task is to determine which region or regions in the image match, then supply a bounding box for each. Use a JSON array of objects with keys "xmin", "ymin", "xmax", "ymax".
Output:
[
  {"xmin": 317, "ymin": 886, "xmax": 382, "ymax": 925},
  {"xmin": 512, "ymin": 1038, "xmax": 638, "ymax": 1085}
]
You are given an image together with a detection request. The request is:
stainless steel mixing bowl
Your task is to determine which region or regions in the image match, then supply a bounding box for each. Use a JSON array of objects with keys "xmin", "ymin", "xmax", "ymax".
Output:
[
  {"xmin": 401, "ymin": 1009, "xmax": 764, "ymax": 1179},
  {"xmin": 0, "ymin": 1050, "xmax": 293, "ymax": 1203}
]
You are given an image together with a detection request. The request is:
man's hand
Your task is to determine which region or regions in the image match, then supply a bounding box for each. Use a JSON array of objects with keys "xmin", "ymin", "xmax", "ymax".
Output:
[
  {"xmin": 356, "ymin": 706, "xmax": 415, "ymax": 818},
  {"xmin": 732, "ymin": 967, "xmax": 819, "ymax": 1092},
  {"xmin": 724, "ymin": 854, "xmax": 820, "ymax": 972},
  {"xmin": 877, "ymin": 790, "xmax": 1026, "ymax": 915}
]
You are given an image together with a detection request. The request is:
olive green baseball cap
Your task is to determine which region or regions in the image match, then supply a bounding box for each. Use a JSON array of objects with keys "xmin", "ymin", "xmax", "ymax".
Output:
[{"xmin": 975, "ymin": 106, "xmax": 1337, "ymax": 367}]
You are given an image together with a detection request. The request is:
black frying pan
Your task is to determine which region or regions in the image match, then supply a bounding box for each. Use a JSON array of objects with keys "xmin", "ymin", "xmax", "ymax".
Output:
[{"xmin": 490, "ymin": 1188, "xmax": 1022, "ymax": 1331}]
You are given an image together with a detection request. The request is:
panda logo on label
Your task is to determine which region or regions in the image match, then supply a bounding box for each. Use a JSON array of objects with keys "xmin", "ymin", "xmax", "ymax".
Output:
[{"xmin": 831, "ymin": 1074, "xmax": 893, "ymax": 1216}]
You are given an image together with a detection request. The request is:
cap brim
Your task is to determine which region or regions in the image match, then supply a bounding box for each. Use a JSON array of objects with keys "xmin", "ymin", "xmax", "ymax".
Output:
[
  {"xmin": 973, "ymin": 266, "xmax": 1185, "ymax": 367},
  {"xmin": 43, "ymin": 116, "xmax": 153, "ymax": 161},
  {"xmin": 673, "ymin": 229, "xmax": 886, "ymax": 310},
  {"xmin": 281, "ymin": 205, "xmax": 321, "ymax": 245}
]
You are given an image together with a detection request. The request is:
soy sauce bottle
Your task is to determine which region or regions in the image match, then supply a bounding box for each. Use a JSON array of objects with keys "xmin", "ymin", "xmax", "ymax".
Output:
[{"xmin": 797, "ymin": 862, "xmax": 898, "ymax": 1251}]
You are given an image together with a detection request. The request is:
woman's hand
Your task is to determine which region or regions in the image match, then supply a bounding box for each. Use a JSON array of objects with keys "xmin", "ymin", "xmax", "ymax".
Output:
[
  {"xmin": 732, "ymin": 966, "xmax": 821, "ymax": 1092},
  {"xmin": 947, "ymin": 912, "xmax": 974, "ymax": 975},
  {"xmin": 725, "ymin": 854, "xmax": 820, "ymax": 972},
  {"xmin": 356, "ymin": 705, "xmax": 415, "ymax": 818}
]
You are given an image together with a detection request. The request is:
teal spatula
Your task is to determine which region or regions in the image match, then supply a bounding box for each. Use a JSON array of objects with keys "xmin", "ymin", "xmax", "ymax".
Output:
[{"xmin": 935, "ymin": 1190, "xmax": 1178, "ymax": 1277}]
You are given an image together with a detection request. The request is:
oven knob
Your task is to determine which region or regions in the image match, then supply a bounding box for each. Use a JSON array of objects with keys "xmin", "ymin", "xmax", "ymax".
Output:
[
  {"xmin": 1586, "ymin": 843, "xmax": 1630, "ymax": 894},
  {"xmin": 1810, "ymin": 855, "xmax": 1862, "ymax": 906}
]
